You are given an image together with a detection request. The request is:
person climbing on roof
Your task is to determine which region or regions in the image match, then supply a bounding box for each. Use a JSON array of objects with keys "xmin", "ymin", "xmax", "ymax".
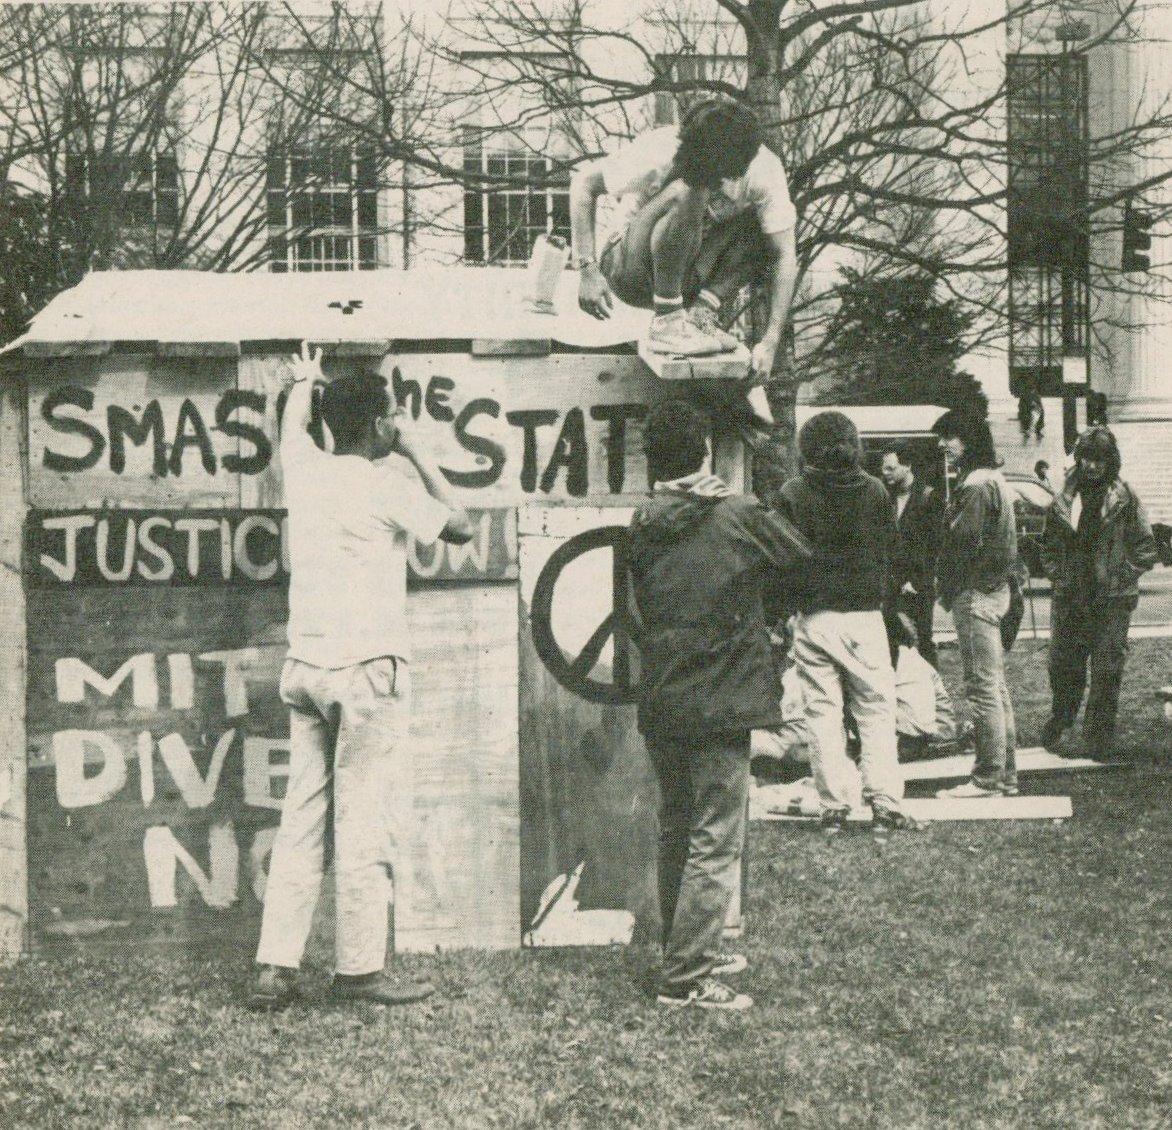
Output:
[{"xmin": 569, "ymin": 98, "xmax": 797, "ymax": 376}]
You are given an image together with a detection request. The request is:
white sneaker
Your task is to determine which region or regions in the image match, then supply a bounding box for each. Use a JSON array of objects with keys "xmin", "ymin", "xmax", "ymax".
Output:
[
  {"xmin": 657, "ymin": 976, "xmax": 753, "ymax": 1011},
  {"xmin": 647, "ymin": 309, "xmax": 729, "ymax": 356},
  {"xmin": 711, "ymin": 952, "xmax": 748, "ymax": 976},
  {"xmin": 686, "ymin": 303, "xmax": 740, "ymax": 351},
  {"xmin": 935, "ymin": 780, "xmax": 1001, "ymax": 799}
]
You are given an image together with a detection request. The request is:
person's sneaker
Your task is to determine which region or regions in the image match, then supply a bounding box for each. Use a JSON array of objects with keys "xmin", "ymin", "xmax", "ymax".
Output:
[
  {"xmin": 821, "ymin": 807, "xmax": 851, "ymax": 833},
  {"xmin": 328, "ymin": 972, "xmax": 435, "ymax": 1006},
  {"xmin": 710, "ymin": 952, "xmax": 748, "ymax": 976},
  {"xmin": 870, "ymin": 802, "xmax": 924, "ymax": 831},
  {"xmin": 998, "ymin": 780, "xmax": 1020, "ymax": 797},
  {"xmin": 657, "ymin": 976, "xmax": 753, "ymax": 1011},
  {"xmin": 686, "ymin": 303, "xmax": 739, "ymax": 351},
  {"xmin": 935, "ymin": 780, "xmax": 1002, "ymax": 799},
  {"xmin": 1040, "ymin": 716, "xmax": 1067, "ymax": 750},
  {"xmin": 647, "ymin": 309, "xmax": 729, "ymax": 356},
  {"xmin": 247, "ymin": 965, "xmax": 301, "ymax": 1011}
]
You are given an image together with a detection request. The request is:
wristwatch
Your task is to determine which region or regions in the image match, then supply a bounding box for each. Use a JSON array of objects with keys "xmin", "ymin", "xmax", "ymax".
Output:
[{"xmin": 573, "ymin": 255, "xmax": 597, "ymax": 271}]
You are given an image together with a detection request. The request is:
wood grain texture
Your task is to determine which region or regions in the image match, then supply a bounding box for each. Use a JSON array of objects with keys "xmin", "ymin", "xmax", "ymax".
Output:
[
  {"xmin": 27, "ymin": 354, "xmax": 241, "ymax": 509},
  {"xmin": 0, "ymin": 377, "xmax": 28, "ymax": 963},
  {"xmin": 397, "ymin": 586, "xmax": 520, "ymax": 952},
  {"xmin": 517, "ymin": 517, "xmax": 659, "ymax": 941},
  {"xmin": 636, "ymin": 339, "xmax": 751, "ymax": 381}
]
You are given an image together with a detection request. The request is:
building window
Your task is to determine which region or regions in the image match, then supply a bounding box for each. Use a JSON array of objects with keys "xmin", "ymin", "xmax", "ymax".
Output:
[
  {"xmin": 64, "ymin": 150, "xmax": 179, "ymax": 233},
  {"xmin": 462, "ymin": 129, "xmax": 570, "ymax": 266},
  {"xmin": 653, "ymin": 54, "xmax": 747, "ymax": 127},
  {"xmin": 266, "ymin": 146, "xmax": 380, "ymax": 272},
  {"xmin": 1006, "ymin": 52, "xmax": 1089, "ymax": 398}
]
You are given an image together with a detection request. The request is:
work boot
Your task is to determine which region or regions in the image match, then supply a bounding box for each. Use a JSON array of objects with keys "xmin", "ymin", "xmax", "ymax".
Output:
[{"xmin": 647, "ymin": 309, "xmax": 729, "ymax": 356}]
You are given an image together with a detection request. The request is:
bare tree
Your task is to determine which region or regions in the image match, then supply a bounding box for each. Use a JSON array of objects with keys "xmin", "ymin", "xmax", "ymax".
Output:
[{"xmin": 0, "ymin": 2, "xmax": 410, "ymax": 341}]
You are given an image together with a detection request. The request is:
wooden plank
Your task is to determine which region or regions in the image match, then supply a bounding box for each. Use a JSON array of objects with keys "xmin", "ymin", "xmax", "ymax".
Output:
[
  {"xmin": 24, "ymin": 341, "xmax": 113, "ymax": 358},
  {"xmin": 902, "ymin": 747, "xmax": 1120, "ymax": 782},
  {"xmin": 757, "ymin": 796, "xmax": 1073, "ymax": 823},
  {"xmin": 471, "ymin": 339, "xmax": 551, "ymax": 358},
  {"xmin": 24, "ymin": 579, "xmax": 521, "ymax": 955},
  {"xmin": 158, "ymin": 342, "xmax": 240, "ymax": 359},
  {"xmin": 235, "ymin": 354, "xmax": 291, "ymax": 510},
  {"xmin": 27, "ymin": 354, "xmax": 241, "ymax": 509},
  {"xmin": 238, "ymin": 350, "xmax": 744, "ymax": 508},
  {"xmin": 517, "ymin": 519, "xmax": 657, "ymax": 941},
  {"xmin": 0, "ymin": 377, "xmax": 28, "ymax": 963},
  {"xmin": 397, "ymin": 585, "xmax": 520, "ymax": 952},
  {"xmin": 637, "ymin": 338, "xmax": 751, "ymax": 381}
]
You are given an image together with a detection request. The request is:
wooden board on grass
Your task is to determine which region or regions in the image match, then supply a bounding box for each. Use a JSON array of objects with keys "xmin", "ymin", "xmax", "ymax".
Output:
[
  {"xmin": 757, "ymin": 795, "xmax": 1073, "ymax": 823},
  {"xmin": 902, "ymin": 747, "xmax": 1119, "ymax": 782}
]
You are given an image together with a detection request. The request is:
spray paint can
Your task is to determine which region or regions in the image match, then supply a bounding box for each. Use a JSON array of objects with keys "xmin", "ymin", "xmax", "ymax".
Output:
[{"xmin": 524, "ymin": 233, "xmax": 569, "ymax": 314}]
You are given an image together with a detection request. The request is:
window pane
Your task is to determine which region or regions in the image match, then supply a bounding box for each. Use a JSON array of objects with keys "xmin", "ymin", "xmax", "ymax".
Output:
[
  {"xmin": 356, "ymin": 152, "xmax": 377, "ymax": 188},
  {"xmin": 292, "ymin": 193, "xmax": 312, "ymax": 228},
  {"xmin": 266, "ymin": 153, "xmax": 286, "ymax": 189},
  {"xmin": 267, "ymin": 190, "xmax": 286, "ymax": 227},
  {"xmin": 358, "ymin": 237, "xmax": 376, "ymax": 268},
  {"xmin": 357, "ymin": 191, "xmax": 377, "ymax": 229},
  {"xmin": 156, "ymin": 191, "xmax": 178, "ymax": 228},
  {"xmin": 156, "ymin": 154, "xmax": 178, "ymax": 189}
]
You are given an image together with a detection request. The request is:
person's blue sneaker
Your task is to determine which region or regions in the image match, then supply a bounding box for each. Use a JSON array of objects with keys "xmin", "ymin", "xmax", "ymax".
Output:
[{"xmin": 657, "ymin": 976, "xmax": 753, "ymax": 1011}]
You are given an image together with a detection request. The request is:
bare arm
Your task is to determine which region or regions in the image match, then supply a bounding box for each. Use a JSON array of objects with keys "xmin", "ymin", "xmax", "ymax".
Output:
[
  {"xmin": 570, "ymin": 163, "xmax": 616, "ymax": 319},
  {"xmin": 750, "ymin": 227, "xmax": 797, "ymax": 380},
  {"xmin": 391, "ymin": 410, "xmax": 474, "ymax": 544},
  {"xmin": 280, "ymin": 342, "xmax": 325, "ymax": 460}
]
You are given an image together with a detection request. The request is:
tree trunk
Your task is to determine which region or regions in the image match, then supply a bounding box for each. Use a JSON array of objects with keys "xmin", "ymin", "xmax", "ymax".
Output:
[{"xmin": 745, "ymin": 3, "xmax": 800, "ymax": 503}]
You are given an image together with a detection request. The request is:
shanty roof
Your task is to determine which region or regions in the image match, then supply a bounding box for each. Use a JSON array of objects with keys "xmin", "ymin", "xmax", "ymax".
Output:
[{"xmin": 2, "ymin": 267, "xmax": 654, "ymax": 357}]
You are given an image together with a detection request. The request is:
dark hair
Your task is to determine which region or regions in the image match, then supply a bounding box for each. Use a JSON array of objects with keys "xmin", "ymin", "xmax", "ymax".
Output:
[
  {"xmin": 881, "ymin": 443, "xmax": 912, "ymax": 467},
  {"xmin": 644, "ymin": 398, "xmax": 709, "ymax": 484},
  {"xmin": 1034, "ymin": 459, "xmax": 1050, "ymax": 478},
  {"xmin": 1073, "ymin": 425, "xmax": 1122, "ymax": 481},
  {"xmin": 799, "ymin": 411, "xmax": 861, "ymax": 472},
  {"xmin": 932, "ymin": 408, "xmax": 998, "ymax": 470},
  {"xmin": 319, "ymin": 365, "xmax": 391, "ymax": 449},
  {"xmin": 671, "ymin": 99, "xmax": 763, "ymax": 189}
]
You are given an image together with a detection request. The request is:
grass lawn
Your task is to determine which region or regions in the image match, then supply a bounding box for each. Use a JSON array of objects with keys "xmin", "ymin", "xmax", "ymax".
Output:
[{"xmin": 2, "ymin": 638, "xmax": 1170, "ymax": 1128}]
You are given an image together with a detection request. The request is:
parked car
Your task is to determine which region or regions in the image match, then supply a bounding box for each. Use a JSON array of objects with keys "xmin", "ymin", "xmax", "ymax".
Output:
[{"xmin": 1003, "ymin": 471, "xmax": 1054, "ymax": 578}]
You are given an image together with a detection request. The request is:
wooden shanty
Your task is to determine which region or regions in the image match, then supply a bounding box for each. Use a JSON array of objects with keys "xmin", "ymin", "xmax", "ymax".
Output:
[{"xmin": 0, "ymin": 267, "xmax": 749, "ymax": 962}]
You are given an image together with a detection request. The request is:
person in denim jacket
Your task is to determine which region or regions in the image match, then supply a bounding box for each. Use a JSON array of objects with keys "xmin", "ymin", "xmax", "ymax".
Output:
[
  {"xmin": 932, "ymin": 410, "xmax": 1020, "ymax": 798},
  {"xmin": 1039, "ymin": 426, "xmax": 1158, "ymax": 759}
]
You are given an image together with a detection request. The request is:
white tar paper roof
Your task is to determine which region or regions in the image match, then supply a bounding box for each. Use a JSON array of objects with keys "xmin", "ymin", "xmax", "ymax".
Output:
[{"xmin": 4, "ymin": 267, "xmax": 654, "ymax": 354}]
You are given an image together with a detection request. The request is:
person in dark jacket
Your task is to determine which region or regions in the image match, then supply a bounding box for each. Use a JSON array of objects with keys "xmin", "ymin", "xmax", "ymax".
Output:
[
  {"xmin": 628, "ymin": 398, "xmax": 809, "ymax": 1011},
  {"xmin": 880, "ymin": 444, "xmax": 941, "ymax": 667},
  {"xmin": 932, "ymin": 409, "xmax": 1020, "ymax": 798},
  {"xmin": 778, "ymin": 411, "xmax": 917, "ymax": 832},
  {"xmin": 1039, "ymin": 426, "xmax": 1158, "ymax": 759}
]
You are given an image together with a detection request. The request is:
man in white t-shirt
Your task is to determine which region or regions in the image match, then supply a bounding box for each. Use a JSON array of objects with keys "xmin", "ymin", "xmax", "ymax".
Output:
[
  {"xmin": 249, "ymin": 342, "xmax": 472, "ymax": 1011},
  {"xmin": 570, "ymin": 99, "xmax": 797, "ymax": 372}
]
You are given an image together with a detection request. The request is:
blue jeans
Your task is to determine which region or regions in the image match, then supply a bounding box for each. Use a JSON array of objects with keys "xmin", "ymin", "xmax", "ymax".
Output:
[
  {"xmin": 647, "ymin": 735, "xmax": 750, "ymax": 991},
  {"xmin": 952, "ymin": 587, "xmax": 1017, "ymax": 789}
]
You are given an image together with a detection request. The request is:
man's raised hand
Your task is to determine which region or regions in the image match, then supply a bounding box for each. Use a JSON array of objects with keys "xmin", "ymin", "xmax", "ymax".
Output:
[{"xmin": 287, "ymin": 340, "xmax": 324, "ymax": 388}]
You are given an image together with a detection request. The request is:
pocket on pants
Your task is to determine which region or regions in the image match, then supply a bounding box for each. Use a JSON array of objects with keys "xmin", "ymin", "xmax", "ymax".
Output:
[{"xmin": 361, "ymin": 656, "xmax": 400, "ymax": 698}]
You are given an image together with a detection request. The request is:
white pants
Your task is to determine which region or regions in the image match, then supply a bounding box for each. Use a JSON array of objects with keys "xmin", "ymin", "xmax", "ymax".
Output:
[
  {"xmin": 792, "ymin": 610, "xmax": 903, "ymax": 811},
  {"xmin": 256, "ymin": 657, "xmax": 412, "ymax": 976}
]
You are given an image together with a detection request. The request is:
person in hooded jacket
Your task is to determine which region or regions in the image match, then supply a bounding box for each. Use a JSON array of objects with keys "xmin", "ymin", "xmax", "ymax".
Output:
[
  {"xmin": 931, "ymin": 409, "xmax": 1020, "ymax": 798},
  {"xmin": 627, "ymin": 398, "xmax": 810, "ymax": 1011},
  {"xmin": 778, "ymin": 411, "xmax": 918, "ymax": 832},
  {"xmin": 1039, "ymin": 426, "xmax": 1157, "ymax": 760}
]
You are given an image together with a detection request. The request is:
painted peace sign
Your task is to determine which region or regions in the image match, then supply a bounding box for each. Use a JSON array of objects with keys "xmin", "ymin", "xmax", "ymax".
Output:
[{"xmin": 529, "ymin": 525, "xmax": 641, "ymax": 705}]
